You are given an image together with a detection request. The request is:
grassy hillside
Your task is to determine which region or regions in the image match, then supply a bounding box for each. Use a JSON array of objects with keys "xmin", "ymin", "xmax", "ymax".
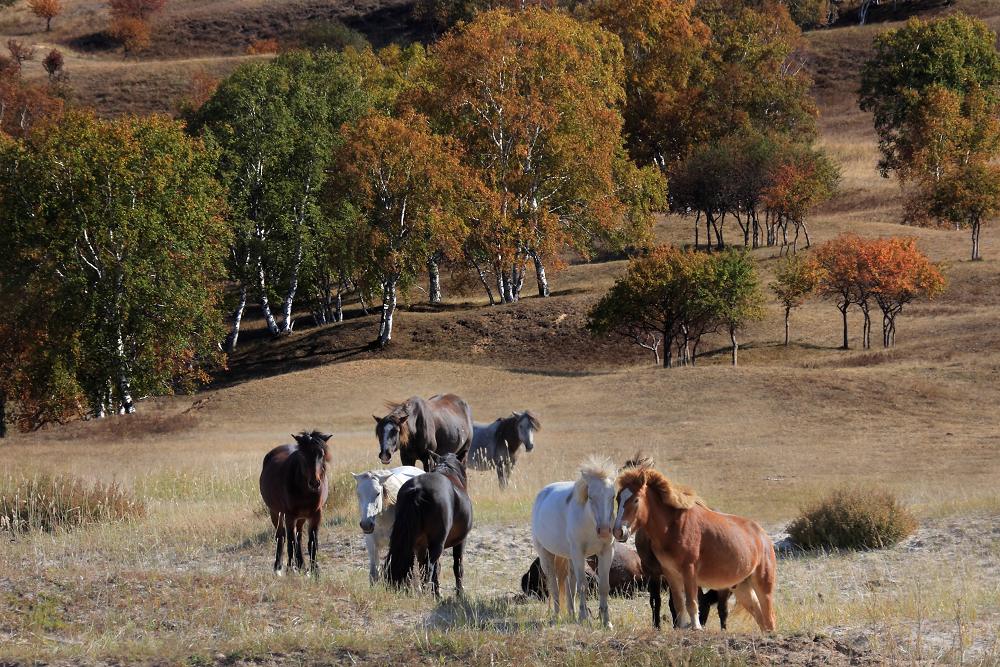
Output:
[{"xmin": 2, "ymin": 2, "xmax": 1000, "ymax": 665}]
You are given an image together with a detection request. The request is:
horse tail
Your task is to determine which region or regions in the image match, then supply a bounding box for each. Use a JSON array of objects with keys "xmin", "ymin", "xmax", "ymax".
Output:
[{"xmin": 387, "ymin": 488, "xmax": 421, "ymax": 587}]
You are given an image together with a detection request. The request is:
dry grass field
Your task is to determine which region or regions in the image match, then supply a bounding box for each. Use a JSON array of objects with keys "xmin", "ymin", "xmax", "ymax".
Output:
[{"xmin": 3, "ymin": 2, "xmax": 1000, "ymax": 665}]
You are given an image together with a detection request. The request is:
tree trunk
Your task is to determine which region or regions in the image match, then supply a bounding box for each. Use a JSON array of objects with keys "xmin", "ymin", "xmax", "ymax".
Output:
[
  {"xmin": 224, "ymin": 284, "xmax": 248, "ymax": 352},
  {"xmin": 46, "ymin": 17, "xmax": 52, "ymax": 31},
  {"xmin": 258, "ymin": 261, "xmax": 280, "ymax": 336},
  {"xmin": 839, "ymin": 301, "xmax": 849, "ymax": 350},
  {"xmin": 861, "ymin": 301, "xmax": 871, "ymax": 350},
  {"xmin": 729, "ymin": 326, "xmax": 738, "ymax": 367},
  {"xmin": 377, "ymin": 279, "xmax": 398, "ymax": 348},
  {"xmin": 279, "ymin": 246, "xmax": 303, "ymax": 334},
  {"xmin": 0, "ymin": 390, "xmax": 7, "ymax": 438},
  {"xmin": 971, "ymin": 218, "xmax": 981, "ymax": 261},
  {"xmin": 784, "ymin": 306, "xmax": 791, "ymax": 346},
  {"xmin": 662, "ymin": 332, "xmax": 673, "ymax": 368},
  {"xmin": 529, "ymin": 249, "xmax": 549, "ymax": 297},
  {"xmin": 471, "ymin": 258, "xmax": 496, "ymax": 306},
  {"xmin": 115, "ymin": 329, "xmax": 135, "ymax": 415},
  {"xmin": 694, "ymin": 212, "xmax": 700, "ymax": 250},
  {"xmin": 427, "ymin": 254, "xmax": 442, "ymax": 304}
]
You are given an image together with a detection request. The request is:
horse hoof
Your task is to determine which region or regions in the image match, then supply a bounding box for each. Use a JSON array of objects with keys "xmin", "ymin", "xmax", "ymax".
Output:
[{"xmin": 275, "ymin": 569, "xmax": 284, "ymax": 577}]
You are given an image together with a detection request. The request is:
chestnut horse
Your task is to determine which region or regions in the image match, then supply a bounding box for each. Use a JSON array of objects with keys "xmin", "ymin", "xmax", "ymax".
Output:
[
  {"xmin": 374, "ymin": 394, "xmax": 473, "ymax": 470},
  {"xmin": 614, "ymin": 465, "xmax": 776, "ymax": 631},
  {"xmin": 259, "ymin": 431, "xmax": 332, "ymax": 574}
]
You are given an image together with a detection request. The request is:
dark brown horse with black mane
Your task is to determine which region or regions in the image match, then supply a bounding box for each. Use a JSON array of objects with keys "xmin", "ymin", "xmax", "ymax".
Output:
[
  {"xmin": 374, "ymin": 394, "xmax": 473, "ymax": 470},
  {"xmin": 386, "ymin": 444, "xmax": 473, "ymax": 598},
  {"xmin": 259, "ymin": 431, "xmax": 332, "ymax": 574},
  {"xmin": 469, "ymin": 410, "xmax": 541, "ymax": 488}
]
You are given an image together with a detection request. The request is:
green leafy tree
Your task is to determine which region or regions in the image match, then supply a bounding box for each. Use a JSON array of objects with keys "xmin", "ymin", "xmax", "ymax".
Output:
[
  {"xmin": 705, "ymin": 249, "xmax": 764, "ymax": 366},
  {"xmin": 187, "ymin": 50, "xmax": 372, "ymax": 349},
  {"xmin": 769, "ymin": 253, "xmax": 818, "ymax": 346},
  {"xmin": 0, "ymin": 111, "xmax": 228, "ymax": 420}
]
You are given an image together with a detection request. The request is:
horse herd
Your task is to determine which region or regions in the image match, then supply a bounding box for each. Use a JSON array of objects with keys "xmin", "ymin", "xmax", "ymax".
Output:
[{"xmin": 259, "ymin": 393, "xmax": 777, "ymax": 632}]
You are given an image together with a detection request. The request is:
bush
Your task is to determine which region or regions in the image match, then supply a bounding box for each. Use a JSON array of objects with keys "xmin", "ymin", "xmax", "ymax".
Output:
[
  {"xmin": 295, "ymin": 20, "xmax": 368, "ymax": 52},
  {"xmin": 246, "ymin": 38, "xmax": 279, "ymax": 55},
  {"xmin": 788, "ymin": 488, "xmax": 917, "ymax": 550},
  {"xmin": 0, "ymin": 474, "xmax": 145, "ymax": 533}
]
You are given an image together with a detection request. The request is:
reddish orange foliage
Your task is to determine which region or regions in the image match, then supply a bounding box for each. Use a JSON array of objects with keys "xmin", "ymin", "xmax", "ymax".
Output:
[{"xmin": 246, "ymin": 38, "xmax": 279, "ymax": 55}]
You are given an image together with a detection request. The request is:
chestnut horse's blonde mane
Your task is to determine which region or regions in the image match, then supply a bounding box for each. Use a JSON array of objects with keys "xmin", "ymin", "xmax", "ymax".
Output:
[{"xmin": 617, "ymin": 466, "xmax": 702, "ymax": 510}]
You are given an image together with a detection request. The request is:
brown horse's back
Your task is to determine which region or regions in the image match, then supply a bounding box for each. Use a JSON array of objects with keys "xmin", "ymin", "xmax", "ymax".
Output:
[{"xmin": 686, "ymin": 506, "xmax": 774, "ymax": 590}]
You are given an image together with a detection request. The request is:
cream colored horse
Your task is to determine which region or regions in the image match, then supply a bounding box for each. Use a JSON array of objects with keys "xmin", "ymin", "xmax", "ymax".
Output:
[{"xmin": 352, "ymin": 465, "xmax": 423, "ymax": 583}]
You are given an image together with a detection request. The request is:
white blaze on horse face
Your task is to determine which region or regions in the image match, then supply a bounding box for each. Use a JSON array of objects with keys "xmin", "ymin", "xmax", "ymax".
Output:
[
  {"xmin": 518, "ymin": 417, "xmax": 535, "ymax": 451},
  {"xmin": 614, "ymin": 488, "xmax": 633, "ymax": 541},
  {"xmin": 379, "ymin": 423, "xmax": 396, "ymax": 463}
]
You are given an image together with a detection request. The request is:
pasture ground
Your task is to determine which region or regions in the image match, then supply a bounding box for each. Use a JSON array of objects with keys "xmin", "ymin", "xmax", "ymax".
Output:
[{"xmin": 2, "ymin": 1, "xmax": 1000, "ymax": 664}]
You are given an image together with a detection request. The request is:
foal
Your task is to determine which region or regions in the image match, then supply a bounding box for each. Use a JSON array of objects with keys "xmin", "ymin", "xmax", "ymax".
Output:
[
  {"xmin": 259, "ymin": 431, "xmax": 332, "ymax": 574},
  {"xmin": 614, "ymin": 465, "xmax": 777, "ymax": 632}
]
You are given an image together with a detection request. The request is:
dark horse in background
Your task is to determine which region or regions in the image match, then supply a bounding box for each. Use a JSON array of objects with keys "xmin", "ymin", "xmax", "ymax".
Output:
[
  {"xmin": 386, "ymin": 445, "xmax": 473, "ymax": 598},
  {"xmin": 259, "ymin": 431, "xmax": 332, "ymax": 574},
  {"xmin": 374, "ymin": 394, "xmax": 473, "ymax": 470},
  {"xmin": 469, "ymin": 410, "xmax": 540, "ymax": 488}
]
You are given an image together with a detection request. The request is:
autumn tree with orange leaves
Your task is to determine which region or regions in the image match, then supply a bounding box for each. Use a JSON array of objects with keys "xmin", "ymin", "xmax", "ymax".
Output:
[
  {"xmin": 28, "ymin": 0, "xmax": 62, "ymax": 32},
  {"xmin": 422, "ymin": 8, "xmax": 664, "ymax": 303},
  {"xmin": 812, "ymin": 234, "xmax": 943, "ymax": 350}
]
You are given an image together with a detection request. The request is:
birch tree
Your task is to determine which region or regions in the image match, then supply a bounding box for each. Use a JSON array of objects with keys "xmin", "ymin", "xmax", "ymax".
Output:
[
  {"xmin": 423, "ymin": 8, "xmax": 659, "ymax": 302},
  {"xmin": 0, "ymin": 111, "xmax": 228, "ymax": 418},
  {"xmin": 328, "ymin": 113, "xmax": 480, "ymax": 347},
  {"xmin": 188, "ymin": 50, "xmax": 370, "ymax": 349}
]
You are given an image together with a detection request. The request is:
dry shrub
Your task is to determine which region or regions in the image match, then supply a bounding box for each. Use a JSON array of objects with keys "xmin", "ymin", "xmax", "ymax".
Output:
[
  {"xmin": 246, "ymin": 38, "xmax": 279, "ymax": 55},
  {"xmin": 788, "ymin": 487, "xmax": 917, "ymax": 551},
  {"xmin": 0, "ymin": 475, "xmax": 145, "ymax": 533}
]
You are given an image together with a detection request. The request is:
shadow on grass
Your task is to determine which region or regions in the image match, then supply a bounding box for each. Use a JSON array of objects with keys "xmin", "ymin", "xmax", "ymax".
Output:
[{"xmin": 426, "ymin": 594, "xmax": 546, "ymax": 633}]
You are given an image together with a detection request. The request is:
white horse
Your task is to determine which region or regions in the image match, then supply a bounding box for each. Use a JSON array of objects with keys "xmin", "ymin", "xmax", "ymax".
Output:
[
  {"xmin": 468, "ymin": 411, "xmax": 540, "ymax": 488},
  {"xmin": 352, "ymin": 465, "xmax": 424, "ymax": 583},
  {"xmin": 530, "ymin": 457, "xmax": 617, "ymax": 627}
]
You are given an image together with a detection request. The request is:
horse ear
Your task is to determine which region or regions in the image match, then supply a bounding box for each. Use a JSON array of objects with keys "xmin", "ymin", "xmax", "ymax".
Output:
[
  {"xmin": 573, "ymin": 477, "xmax": 588, "ymax": 504},
  {"xmin": 316, "ymin": 432, "xmax": 332, "ymax": 442},
  {"xmin": 373, "ymin": 415, "xmax": 381, "ymax": 424},
  {"xmin": 427, "ymin": 450, "xmax": 441, "ymax": 464},
  {"xmin": 397, "ymin": 414, "xmax": 408, "ymax": 425},
  {"xmin": 351, "ymin": 472, "xmax": 362, "ymax": 480},
  {"xmin": 455, "ymin": 442, "xmax": 470, "ymax": 463}
]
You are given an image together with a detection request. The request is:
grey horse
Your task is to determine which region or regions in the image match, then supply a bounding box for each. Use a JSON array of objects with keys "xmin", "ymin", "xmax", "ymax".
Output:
[{"xmin": 468, "ymin": 411, "xmax": 540, "ymax": 488}]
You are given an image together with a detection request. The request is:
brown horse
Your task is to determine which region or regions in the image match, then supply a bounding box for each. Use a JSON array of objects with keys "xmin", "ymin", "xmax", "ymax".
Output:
[
  {"xmin": 374, "ymin": 394, "xmax": 473, "ymax": 470},
  {"xmin": 614, "ymin": 464, "xmax": 776, "ymax": 632},
  {"xmin": 521, "ymin": 541, "xmax": 647, "ymax": 599},
  {"xmin": 259, "ymin": 431, "xmax": 332, "ymax": 574}
]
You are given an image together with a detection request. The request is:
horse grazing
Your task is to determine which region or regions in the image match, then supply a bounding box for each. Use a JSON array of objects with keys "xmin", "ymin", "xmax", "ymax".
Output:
[
  {"xmin": 521, "ymin": 541, "xmax": 647, "ymax": 599},
  {"xmin": 469, "ymin": 411, "xmax": 540, "ymax": 488},
  {"xmin": 374, "ymin": 394, "xmax": 473, "ymax": 470},
  {"xmin": 352, "ymin": 465, "xmax": 424, "ymax": 583},
  {"xmin": 386, "ymin": 445, "xmax": 473, "ymax": 598},
  {"xmin": 259, "ymin": 431, "xmax": 332, "ymax": 575},
  {"xmin": 531, "ymin": 457, "xmax": 618, "ymax": 627},
  {"xmin": 614, "ymin": 464, "xmax": 777, "ymax": 631}
]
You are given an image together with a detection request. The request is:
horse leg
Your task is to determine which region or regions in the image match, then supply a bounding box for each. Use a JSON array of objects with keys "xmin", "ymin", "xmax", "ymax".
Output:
[
  {"xmin": 418, "ymin": 549, "xmax": 431, "ymax": 589},
  {"xmin": 734, "ymin": 579, "xmax": 767, "ymax": 630},
  {"xmin": 665, "ymin": 572, "xmax": 690, "ymax": 628},
  {"xmin": 294, "ymin": 519, "xmax": 305, "ymax": 571},
  {"xmin": 535, "ymin": 546, "xmax": 560, "ymax": 620},
  {"xmin": 272, "ymin": 512, "xmax": 285, "ymax": 575},
  {"xmin": 596, "ymin": 543, "xmax": 613, "ymax": 629},
  {"xmin": 649, "ymin": 576, "xmax": 663, "ymax": 629},
  {"xmin": 366, "ymin": 534, "xmax": 379, "ymax": 584},
  {"xmin": 496, "ymin": 462, "xmax": 509, "ymax": 489},
  {"xmin": 717, "ymin": 589, "xmax": 732, "ymax": 630},
  {"xmin": 752, "ymin": 563, "xmax": 777, "ymax": 632},
  {"xmin": 698, "ymin": 589, "xmax": 714, "ymax": 628},
  {"xmin": 683, "ymin": 566, "xmax": 702, "ymax": 630},
  {"xmin": 284, "ymin": 520, "xmax": 295, "ymax": 571},
  {"xmin": 307, "ymin": 513, "xmax": 320, "ymax": 574},
  {"xmin": 570, "ymin": 550, "xmax": 589, "ymax": 623},
  {"xmin": 452, "ymin": 541, "xmax": 465, "ymax": 598},
  {"xmin": 427, "ymin": 541, "xmax": 444, "ymax": 600}
]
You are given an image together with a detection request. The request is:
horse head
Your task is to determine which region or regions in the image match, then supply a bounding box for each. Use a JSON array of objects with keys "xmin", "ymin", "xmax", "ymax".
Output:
[
  {"xmin": 292, "ymin": 431, "xmax": 332, "ymax": 493},
  {"xmin": 374, "ymin": 404, "xmax": 409, "ymax": 465},
  {"xmin": 352, "ymin": 471, "xmax": 387, "ymax": 534},
  {"xmin": 514, "ymin": 411, "xmax": 540, "ymax": 452},
  {"xmin": 614, "ymin": 453, "xmax": 654, "ymax": 542},
  {"xmin": 574, "ymin": 456, "xmax": 617, "ymax": 541},
  {"xmin": 431, "ymin": 448, "xmax": 469, "ymax": 490}
]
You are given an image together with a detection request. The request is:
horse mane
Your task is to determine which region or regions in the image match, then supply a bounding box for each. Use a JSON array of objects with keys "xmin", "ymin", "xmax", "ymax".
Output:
[
  {"xmin": 617, "ymin": 466, "xmax": 701, "ymax": 510},
  {"xmin": 380, "ymin": 472, "xmax": 405, "ymax": 505},
  {"xmin": 431, "ymin": 453, "xmax": 468, "ymax": 490},
  {"xmin": 292, "ymin": 431, "xmax": 332, "ymax": 462},
  {"xmin": 620, "ymin": 451, "xmax": 654, "ymax": 472},
  {"xmin": 573, "ymin": 455, "xmax": 616, "ymax": 503},
  {"xmin": 519, "ymin": 410, "xmax": 541, "ymax": 431}
]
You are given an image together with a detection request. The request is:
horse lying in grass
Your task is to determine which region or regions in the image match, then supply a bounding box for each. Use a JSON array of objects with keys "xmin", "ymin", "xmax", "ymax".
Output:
[
  {"xmin": 259, "ymin": 431, "xmax": 332, "ymax": 575},
  {"xmin": 387, "ymin": 446, "xmax": 473, "ymax": 598},
  {"xmin": 614, "ymin": 463, "xmax": 777, "ymax": 631},
  {"xmin": 469, "ymin": 411, "xmax": 540, "ymax": 488},
  {"xmin": 352, "ymin": 466, "xmax": 424, "ymax": 584},
  {"xmin": 531, "ymin": 457, "xmax": 618, "ymax": 627},
  {"xmin": 521, "ymin": 541, "xmax": 646, "ymax": 599},
  {"xmin": 374, "ymin": 394, "xmax": 473, "ymax": 470}
]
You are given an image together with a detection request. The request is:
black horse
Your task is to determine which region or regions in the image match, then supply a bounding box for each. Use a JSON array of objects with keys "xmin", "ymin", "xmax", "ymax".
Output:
[{"xmin": 386, "ymin": 445, "xmax": 473, "ymax": 598}]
